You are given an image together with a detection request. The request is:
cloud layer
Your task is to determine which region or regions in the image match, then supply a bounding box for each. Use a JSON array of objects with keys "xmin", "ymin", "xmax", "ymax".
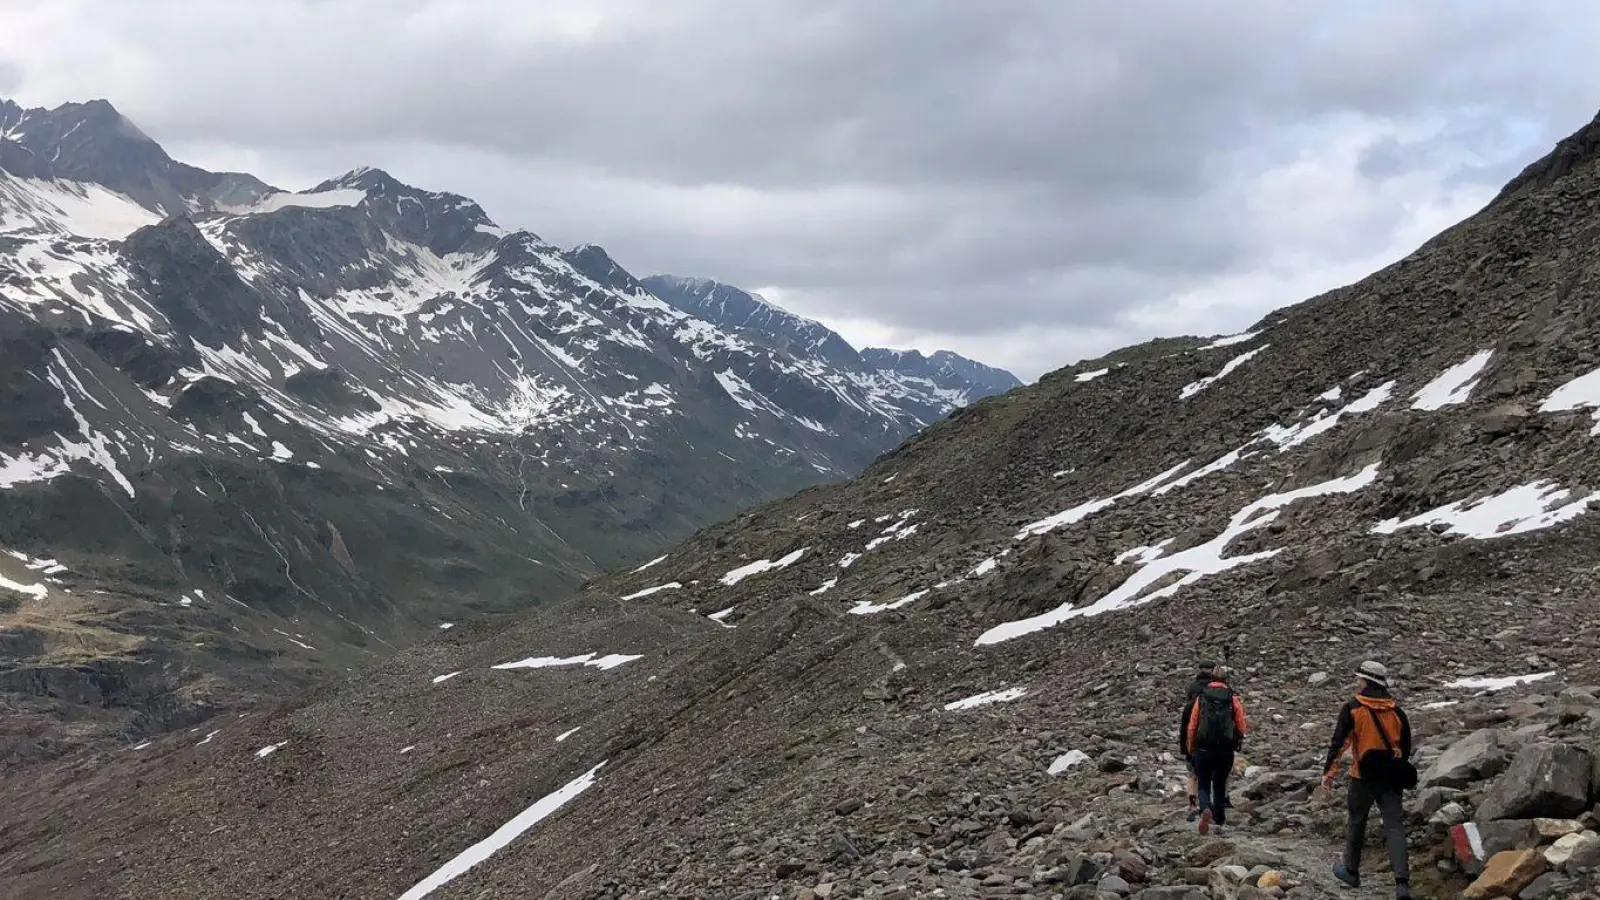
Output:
[{"xmin": 4, "ymin": 0, "xmax": 1599, "ymax": 379}]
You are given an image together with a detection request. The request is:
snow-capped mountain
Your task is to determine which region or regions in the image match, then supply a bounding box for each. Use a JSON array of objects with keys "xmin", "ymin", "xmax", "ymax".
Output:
[
  {"xmin": 0, "ymin": 97, "xmax": 1019, "ymax": 755},
  {"xmin": 643, "ymin": 274, "xmax": 1024, "ymax": 435}
]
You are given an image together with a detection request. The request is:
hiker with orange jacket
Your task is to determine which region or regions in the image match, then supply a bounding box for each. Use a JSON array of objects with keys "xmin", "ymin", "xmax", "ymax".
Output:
[
  {"xmin": 1182, "ymin": 664, "xmax": 1247, "ymax": 834},
  {"xmin": 1178, "ymin": 658, "xmax": 1217, "ymax": 821},
  {"xmin": 1320, "ymin": 660, "xmax": 1415, "ymax": 900}
]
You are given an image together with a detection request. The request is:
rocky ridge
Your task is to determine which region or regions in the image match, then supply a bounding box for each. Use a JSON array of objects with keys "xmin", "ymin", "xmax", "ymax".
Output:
[
  {"xmin": 0, "ymin": 96, "xmax": 1018, "ymax": 759},
  {"xmin": 9, "ymin": 111, "xmax": 1600, "ymax": 899}
]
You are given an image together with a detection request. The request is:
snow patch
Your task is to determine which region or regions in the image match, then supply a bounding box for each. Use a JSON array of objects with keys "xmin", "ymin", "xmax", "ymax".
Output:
[
  {"xmin": 1540, "ymin": 366, "xmax": 1600, "ymax": 433},
  {"xmin": 1372, "ymin": 481, "xmax": 1600, "ymax": 539},
  {"xmin": 492, "ymin": 652, "xmax": 642, "ymax": 671},
  {"xmin": 1411, "ymin": 350, "xmax": 1493, "ymax": 410},
  {"xmin": 395, "ymin": 761, "xmax": 606, "ymax": 900},
  {"xmin": 1201, "ymin": 331, "xmax": 1261, "ymax": 349},
  {"xmin": 1180, "ymin": 345, "xmax": 1267, "ymax": 399},
  {"xmin": 1261, "ymin": 381, "xmax": 1395, "ymax": 450},
  {"xmin": 981, "ymin": 464, "xmax": 1381, "ymax": 644},
  {"xmin": 0, "ymin": 574, "xmax": 48, "ymax": 601},
  {"xmin": 621, "ymin": 583, "xmax": 681, "ymax": 601},
  {"xmin": 944, "ymin": 687, "xmax": 1028, "ymax": 710},
  {"xmin": 1444, "ymin": 672, "xmax": 1556, "ymax": 693},
  {"xmin": 1074, "ymin": 368, "xmax": 1109, "ymax": 383},
  {"xmin": 432, "ymin": 671, "xmax": 462, "ymax": 684},
  {"xmin": 239, "ymin": 188, "xmax": 367, "ymax": 214},
  {"xmin": 1048, "ymin": 750, "xmax": 1091, "ymax": 775},
  {"xmin": 634, "ymin": 554, "xmax": 668, "ymax": 573},
  {"xmin": 849, "ymin": 589, "xmax": 928, "ymax": 615},
  {"xmin": 1016, "ymin": 461, "xmax": 1189, "ymax": 540},
  {"xmin": 256, "ymin": 742, "xmax": 288, "ymax": 759},
  {"xmin": 720, "ymin": 547, "xmax": 807, "ymax": 586}
]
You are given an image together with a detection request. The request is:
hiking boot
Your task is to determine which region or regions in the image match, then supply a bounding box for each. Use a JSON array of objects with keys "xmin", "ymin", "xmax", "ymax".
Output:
[
  {"xmin": 1394, "ymin": 880, "xmax": 1412, "ymax": 900},
  {"xmin": 1332, "ymin": 861, "xmax": 1359, "ymax": 889},
  {"xmin": 1198, "ymin": 809, "xmax": 1212, "ymax": 836},
  {"xmin": 1186, "ymin": 808, "xmax": 1199, "ymax": 822}
]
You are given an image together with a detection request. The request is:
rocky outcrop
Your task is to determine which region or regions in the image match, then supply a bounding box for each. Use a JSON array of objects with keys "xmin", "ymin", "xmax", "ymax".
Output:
[{"xmin": 1475, "ymin": 743, "xmax": 1594, "ymax": 822}]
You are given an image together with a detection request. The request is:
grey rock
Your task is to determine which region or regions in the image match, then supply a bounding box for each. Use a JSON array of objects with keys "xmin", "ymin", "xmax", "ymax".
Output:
[
  {"xmin": 1478, "ymin": 820, "xmax": 1542, "ymax": 856},
  {"xmin": 1424, "ymin": 729, "xmax": 1514, "ymax": 789},
  {"xmin": 1096, "ymin": 874, "xmax": 1131, "ymax": 895},
  {"xmin": 1477, "ymin": 744, "xmax": 1593, "ymax": 822}
]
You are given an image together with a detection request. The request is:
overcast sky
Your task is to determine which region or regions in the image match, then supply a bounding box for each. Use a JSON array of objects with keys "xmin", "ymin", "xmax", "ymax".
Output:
[{"xmin": 4, "ymin": 1, "xmax": 1600, "ymax": 380}]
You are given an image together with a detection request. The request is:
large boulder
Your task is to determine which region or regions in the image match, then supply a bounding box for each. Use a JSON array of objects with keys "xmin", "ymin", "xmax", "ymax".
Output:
[
  {"xmin": 1545, "ymin": 831, "xmax": 1600, "ymax": 874},
  {"xmin": 1462, "ymin": 849, "xmax": 1547, "ymax": 899},
  {"xmin": 1475, "ymin": 743, "xmax": 1592, "ymax": 822},
  {"xmin": 1424, "ymin": 729, "xmax": 1514, "ymax": 788}
]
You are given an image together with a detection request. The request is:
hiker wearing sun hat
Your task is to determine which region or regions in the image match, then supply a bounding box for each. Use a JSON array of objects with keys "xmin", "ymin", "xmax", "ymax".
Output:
[{"xmin": 1321, "ymin": 660, "xmax": 1417, "ymax": 900}]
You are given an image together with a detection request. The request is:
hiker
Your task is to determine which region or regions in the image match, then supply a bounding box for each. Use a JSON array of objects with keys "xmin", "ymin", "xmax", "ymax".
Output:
[
  {"xmin": 1320, "ymin": 660, "xmax": 1415, "ymax": 900},
  {"xmin": 1178, "ymin": 658, "xmax": 1217, "ymax": 820},
  {"xmin": 1182, "ymin": 664, "xmax": 1247, "ymax": 834}
]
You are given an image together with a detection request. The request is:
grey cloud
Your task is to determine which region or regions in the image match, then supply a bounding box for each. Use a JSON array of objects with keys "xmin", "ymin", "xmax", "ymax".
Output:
[{"xmin": 6, "ymin": 1, "xmax": 1600, "ymax": 379}]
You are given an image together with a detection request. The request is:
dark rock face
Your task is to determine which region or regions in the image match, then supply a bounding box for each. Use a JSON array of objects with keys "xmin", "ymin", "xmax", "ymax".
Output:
[{"xmin": 121, "ymin": 217, "xmax": 265, "ymax": 346}]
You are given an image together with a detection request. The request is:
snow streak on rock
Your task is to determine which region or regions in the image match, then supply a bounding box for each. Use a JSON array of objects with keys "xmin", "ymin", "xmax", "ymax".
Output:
[
  {"xmin": 980, "ymin": 464, "xmax": 1382, "ymax": 645},
  {"xmin": 621, "ymin": 583, "xmax": 682, "ymax": 600},
  {"xmin": 491, "ymin": 653, "xmax": 642, "ymax": 671},
  {"xmin": 1443, "ymin": 672, "xmax": 1557, "ymax": 692},
  {"xmin": 1372, "ymin": 480, "xmax": 1600, "ymax": 539},
  {"xmin": 1179, "ymin": 345, "xmax": 1267, "ymax": 399},
  {"xmin": 1411, "ymin": 350, "xmax": 1493, "ymax": 410},
  {"xmin": 1200, "ymin": 331, "xmax": 1261, "ymax": 350},
  {"xmin": 1015, "ymin": 462, "xmax": 1189, "ymax": 540},
  {"xmin": 394, "ymin": 761, "xmax": 607, "ymax": 900},
  {"xmin": 1540, "ymin": 365, "xmax": 1600, "ymax": 434},
  {"xmin": 719, "ymin": 548, "xmax": 807, "ymax": 586},
  {"xmin": 943, "ymin": 687, "xmax": 1028, "ymax": 711}
]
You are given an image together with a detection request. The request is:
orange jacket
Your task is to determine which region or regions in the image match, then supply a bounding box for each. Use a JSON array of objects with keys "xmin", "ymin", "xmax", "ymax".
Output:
[
  {"xmin": 1323, "ymin": 694, "xmax": 1412, "ymax": 779},
  {"xmin": 1183, "ymin": 682, "xmax": 1248, "ymax": 753}
]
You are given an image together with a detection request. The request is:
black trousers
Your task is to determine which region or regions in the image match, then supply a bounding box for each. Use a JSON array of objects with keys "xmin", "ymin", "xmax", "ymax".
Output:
[
  {"xmin": 1192, "ymin": 748, "xmax": 1234, "ymax": 824},
  {"xmin": 1345, "ymin": 777, "xmax": 1409, "ymax": 882}
]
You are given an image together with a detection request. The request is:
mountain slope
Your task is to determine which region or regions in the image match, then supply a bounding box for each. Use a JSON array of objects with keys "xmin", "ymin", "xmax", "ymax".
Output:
[
  {"xmin": 642, "ymin": 273, "xmax": 1023, "ymax": 433},
  {"xmin": 8, "ymin": 110, "xmax": 1600, "ymax": 899},
  {"xmin": 0, "ymin": 98, "xmax": 1017, "ymax": 759}
]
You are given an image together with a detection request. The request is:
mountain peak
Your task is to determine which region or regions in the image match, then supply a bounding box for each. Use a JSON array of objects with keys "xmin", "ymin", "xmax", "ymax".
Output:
[
  {"xmin": 310, "ymin": 166, "xmax": 500, "ymax": 255},
  {"xmin": 317, "ymin": 166, "xmax": 403, "ymax": 194},
  {"xmin": 863, "ymin": 346, "xmax": 1024, "ymax": 394}
]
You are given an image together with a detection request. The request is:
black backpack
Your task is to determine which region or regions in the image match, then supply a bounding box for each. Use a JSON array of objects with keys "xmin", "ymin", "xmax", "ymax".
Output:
[
  {"xmin": 1357, "ymin": 707, "xmax": 1418, "ymax": 792},
  {"xmin": 1193, "ymin": 685, "xmax": 1238, "ymax": 750}
]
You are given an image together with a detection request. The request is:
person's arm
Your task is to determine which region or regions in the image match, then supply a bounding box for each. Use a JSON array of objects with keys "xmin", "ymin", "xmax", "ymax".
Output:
[
  {"xmin": 1322, "ymin": 703, "xmax": 1355, "ymax": 777},
  {"xmin": 1397, "ymin": 706, "xmax": 1412, "ymax": 759},
  {"xmin": 1185, "ymin": 699, "xmax": 1200, "ymax": 753},
  {"xmin": 1232, "ymin": 696, "xmax": 1248, "ymax": 736}
]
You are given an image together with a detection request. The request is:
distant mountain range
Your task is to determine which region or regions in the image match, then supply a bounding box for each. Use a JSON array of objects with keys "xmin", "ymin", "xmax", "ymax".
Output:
[{"xmin": 0, "ymin": 96, "xmax": 1020, "ymax": 757}]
